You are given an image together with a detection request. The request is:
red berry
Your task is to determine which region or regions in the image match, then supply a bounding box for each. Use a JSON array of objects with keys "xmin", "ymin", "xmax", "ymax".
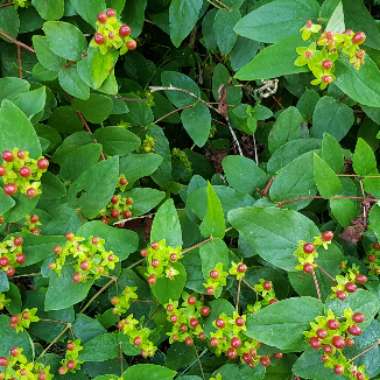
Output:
[
  {"xmin": 67, "ymin": 360, "xmax": 76, "ymax": 369},
  {"xmin": 111, "ymin": 195, "xmax": 118, "ymax": 204},
  {"xmin": 353, "ymin": 312, "xmax": 365, "ymax": 323},
  {"xmin": 368, "ymin": 254, "xmax": 377, "ymax": 262},
  {"xmin": 327, "ymin": 319, "xmax": 340, "ymax": 330},
  {"xmin": 322, "ymin": 75, "xmax": 333, "ymax": 84},
  {"xmin": 237, "ymin": 263, "xmax": 247, "ymax": 273},
  {"xmin": 30, "ymin": 214, "xmax": 39, "ymax": 223},
  {"xmin": 316, "ymin": 328, "xmax": 327, "ymax": 339},
  {"xmin": 188, "ymin": 295, "xmax": 196, "ymax": 305},
  {"xmin": 303, "ymin": 243, "xmax": 315, "ymax": 254},
  {"xmin": 0, "ymin": 166, "xmax": 5, "ymax": 176},
  {"xmin": 170, "ymin": 315, "xmax": 177, "ymax": 323},
  {"xmin": 322, "ymin": 60, "xmax": 333, "ymax": 70},
  {"xmin": 348, "ymin": 325, "xmax": 362, "ymax": 336},
  {"xmin": 169, "ymin": 253, "xmax": 177, "ymax": 262},
  {"xmin": 210, "ymin": 270, "xmax": 219, "ymax": 279},
  {"xmin": 14, "ymin": 236, "xmax": 23, "ymax": 246},
  {"xmin": 66, "ymin": 232, "xmax": 75, "ymax": 240},
  {"xmin": 206, "ymin": 287, "xmax": 214, "ymax": 295},
  {"xmin": 260, "ymin": 356, "xmax": 271, "ymax": 367},
  {"xmin": 140, "ymin": 249, "xmax": 148, "ymax": 257},
  {"xmin": 134, "ymin": 336, "xmax": 142, "ymax": 346},
  {"xmin": 309, "ymin": 337, "xmax": 321, "ymax": 349},
  {"xmin": 94, "ymin": 32, "xmax": 105, "ymax": 45},
  {"xmin": 243, "ymin": 352, "xmax": 253, "ymax": 365},
  {"xmin": 80, "ymin": 261, "xmax": 89, "ymax": 270},
  {"xmin": 345, "ymin": 337, "xmax": 354, "ymax": 347},
  {"xmin": 111, "ymin": 209, "xmax": 119, "ymax": 218},
  {"xmin": 372, "ymin": 242, "xmax": 380, "ymax": 250},
  {"xmin": 199, "ymin": 332, "xmax": 206, "ymax": 340},
  {"xmin": 106, "ymin": 8, "xmax": 116, "ymax": 17},
  {"xmin": 126, "ymin": 197, "xmax": 133, "ymax": 205},
  {"xmin": 189, "ymin": 318, "xmax": 199, "ymax": 328},
  {"xmin": 231, "ymin": 337, "xmax": 241, "ymax": 348},
  {"xmin": 66, "ymin": 341, "xmax": 75, "ymax": 351},
  {"xmin": 322, "ymin": 231, "xmax": 334, "ymax": 241},
  {"xmin": 332, "ymin": 335, "xmax": 345, "ymax": 349},
  {"xmin": 322, "ymin": 344, "xmax": 332, "ymax": 353},
  {"xmin": 184, "ymin": 337, "xmax": 193, "ymax": 346},
  {"xmin": 72, "ymin": 272, "xmax": 82, "ymax": 283},
  {"xmin": 334, "ymin": 365, "xmax": 344, "ymax": 375},
  {"xmin": 37, "ymin": 158, "xmax": 49, "ymax": 170},
  {"xmin": 274, "ymin": 352, "xmax": 283, "ymax": 359},
  {"xmin": 26, "ymin": 188, "xmax": 37, "ymax": 198},
  {"xmin": 263, "ymin": 281, "xmax": 272, "ymax": 290},
  {"xmin": 269, "ymin": 298, "xmax": 278, "ymax": 304},
  {"xmin": 38, "ymin": 373, "xmax": 47, "ymax": 380},
  {"xmin": 352, "ymin": 32, "xmax": 366, "ymax": 45},
  {"xmin": 54, "ymin": 245, "xmax": 62, "ymax": 255},
  {"xmin": 303, "ymin": 263, "xmax": 314, "ymax": 273},
  {"xmin": 147, "ymin": 275, "xmax": 156, "ymax": 286},
  {"xmin": 127, "ymin": 40, "xmax": 137, "ymax": 50},
  {"xmin": 336, "ymin": 290, "xmax": 347, "ymax": 300},
  {"xmin": 151, "ymin": 242, "xmax": 160, "ymax": 250},
  {"xmin": 10, "ymin": 347, "xmax": 19, "ymax": 357},
  {"xmin": 10, "ymin": 315, "xmax": 19, "ymax": 324},
  {"xmin": 0, "ymin": 257, "xmax": 8, "ymax": 266},
  {"xmin": 6, "ymin": 267, "xmax": 15, "ymax": 277},
  {"xmin": 119, "ymin": 177, "xmax": 128, "ymax": 186},
  {"xmin": 4, "ymin": 183, "xmax": 17, "ymax": 196},
  {"xmin": 119, "ymin": 24, "xmax": 131, "ymax": 37},
  {"xmin": 151, "ymin": 259, "xmax": 160, "ymax": 268},
  {"xmin": 2, "ymin": 150, "xmax": 13, "ymax": 162},
  {"xmin": 210, "ymin": 337, "xmax": 218, "ymax": 347},
  {"xmin": 97, "ymin": 11, "xmax": 107, "ymax": 23},
  {"xmin": 356, "ymin": 372, "xmax": 365, "ymax": 380},
  {"xmin": 124, "ymin": 210, "xmax": 132, "ymax": 218},
  {"xmin": 216, "ymin": 319, "xmax": 225, "ymax": 328},
  {"xmin": 345, "ymin": 282, "xmax": 357, "ymax": 293},
  {"xmin": 227, "ymin": 347, "xmax": 237, "ymax": 360},
  {"xmin": 0, "ymin": 357, "xmax": 8, "ymax": 367},
  {"xmin": 16, "ymin": 254, "xmax": 25, "ymax": 264},
  {"xmin": 200, "ymin": 306, "xmax": 210, "ymax": 317},
  {"xmin": 356, "ymin": 274, "xmax": 368, "ymax": 285},
  {"xmin": 236, "ymin": 317, "xmax": 245, "ymax": 326}
]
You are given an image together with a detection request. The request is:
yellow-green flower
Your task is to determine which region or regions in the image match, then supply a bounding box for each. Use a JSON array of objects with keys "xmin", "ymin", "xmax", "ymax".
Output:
[
  {"xmin": 295, "ymin": 43, "xmax": 318, "ymax": 67},
  {"xmin": 300, "ymin": 20, "xmax": 321, "ymax": 41}
]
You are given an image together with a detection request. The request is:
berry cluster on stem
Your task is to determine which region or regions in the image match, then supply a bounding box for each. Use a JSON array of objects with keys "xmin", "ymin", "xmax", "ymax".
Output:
[
  {"xmin": 9, "ymin": 308, "xmax": 39, "ymax": 332},
  {"xmin": 58, "ymin": 340, "xmax": 83, "ymax": 376},
  {"xmin": 247, "ymin": 279, "xmax": 277, "ymax": 313},
  {"xmin": 367, "ymin": 242, "xmax": 380, "ymax": 275},
  {"xmin": 0, "ymin": 235, "xmax": 25, "ymax": 277}
]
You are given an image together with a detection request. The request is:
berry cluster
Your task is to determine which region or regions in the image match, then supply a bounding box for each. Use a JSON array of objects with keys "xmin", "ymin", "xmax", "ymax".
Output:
[
  {"xmin": 48, "ymin": 233, "xmax": 119, "ymax": 283},
  {"xmin": 247, "ymin": 279, "xmax": 277, "ymax": 313},
  {"xmin": 165, "ymin": 294, "xmax": 209, "ymax": 346},
  {"xmin": 118, "ymin": 315, "xmax": 156, "ymax": 358},
  {"xmin": 58, "ymin": 340, "xmax": 83, "ymax": 376},
  {"xmin": 100, "ymin": 193, "xmax": 133, "ymax": 224},
  {"xmin": 331, "ymin": 264, "xmax": 368, "ymax": 300},
  {"xmin": 294, "ymin": 231, "xmax": 334, "ymax": 273},
  {"xmin": 0, "ymin": 236, "xmax": 25, "ymax": 277},
  {"xmin": 210, "ymin": 374, "xmax": 222, "ymax": 380},
  {"xmin": 306, "ymin": 308, "xmax": 367, "ymax": 379},
  {"xmin": 210, "ymin": 311, "xmax": 268, "ymax": 368},
  {"xmin": 90, "ymin": 8, "xmax": 137, "ymax": 55},
  {"xmin": 229, "ymin": 261, "xmax": 248, "ymax": 280},
  {"xmin": 111, "ymin": 286, "xmax": 138, "ymax": 316},
  {"xmin": 23, "ymin": 214, "xmax": 41, "ymax": 235},
  {"xmin": 295, "ymin": 20, "xmax": 366, "ymax": 89},
  {"xmin": 9, "ymin": 308, "xmax": 39, "ymax": 333},
  {"xmin": 203, "ymin": 263, "xmax": 228, "ymax": 296},
  {"xmin": 14, "ymin": 0, "xmax": 29, "ymax": 8},
  {"xmin": 0, "ymin": 293, "xmax": 9, "ymax": 311},
  {"xmin": 142, "ymin": 135, "xmax": 155, "ymax": 153},
  {"xmin": 366, "ymin": 242, "xmax": 380, "ymax": 275},
  {"xmin": 140, "ymin": 240, "xmax": 183, "ymax": 285},
  {"xmin": 0, "ymin": 347, "xmax": 52, "ymax": 380},
  {"xmin": 0, "ymin": 149, "xmax": 49, "ymax": 198}
]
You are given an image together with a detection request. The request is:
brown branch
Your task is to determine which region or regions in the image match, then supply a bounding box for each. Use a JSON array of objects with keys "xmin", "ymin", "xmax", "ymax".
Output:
[
  {"xmin": 311, "ymin": 269, "xmax": 321, "ymax": 301},
  {"xmin": 0, "ymin": 29, "xmax": 35, "ymax": 53},
  {"xmin": 16, "ymin": 45, "xmax": 22, "ymax": 79},
  {"xmin": 277, "ymin": 195, "xmax": 368, "ymax": 208}
]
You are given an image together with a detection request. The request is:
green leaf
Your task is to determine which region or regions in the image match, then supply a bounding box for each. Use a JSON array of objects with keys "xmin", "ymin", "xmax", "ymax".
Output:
[
  {"xmin": 200, "ymin": 183, "xmax": 226, "ymax": 239},
  {"xmin": 268, "ymin": 106, "xmax": 303, "ymax": 153},
  {"xmin": 43, "ymin": 21, "xmax": 87, "ymax": 61},
  {"xmin": 214, "ymin": 9, "xmax": 240, "ymax": 55},
  {"xmin": 122, "ymin": 364, "xmax": 176, "ymax": 380},
  {"xmin": 369, "ymin": 205, "xmax": 380, "ymax": 241},
  {"xmin": 234, "ymin": 0, "xmax": 319, "ymax": 43},
  {"xmin": 94, "ymin": 127, "xmax": 141, "ymax": 156},
  {"xmin": 151, "ymin": 262, "xmax": 187, "ymax": 304},
  {"xmin": 0, "ymin": 6, "xmax": 20, "ymax": 38},
  {"xmin": 124, "ymin": 188, "xmax": 165, "ymax": 217},
  {"xmin": 222, "ymin": 155, "xmax": 268, "ymax": 194},
  {"xmin": 0, "ymin": 191, "xmax": 15, "ymax": 215},
  {"xmin": 0, "ymin": 100, "xmax": 42, "ymax": 157},
  {"xmin": 235, "ymin": 35, "xmax": 308, "ymax": 80},
  {"xmin": 45, "ymin": 265, "xmax": 94, "ymax": 311},
  {"xmin": 325, "ymin": 1, "xmax": 345, "ymax": 32},
  {"xmin": 10, "ymin": 86, "xmax": 47, "ymax": 119},
  {"xmin": 71, "ymin": 0, "xmax": 106, "ymax": 27},
  {"xmin": 246, "ymin": 297, "xmax": 323, "ymax": 350},
  {"xmin": 0, "ymin": 77, "xmax": 30, "ymax": 103},
  {"xmin": 123, "ymin": 0, "xmax": 147, "ymax": 37},
  {"xmin": 321, "ymin": 133, "xmax": 344, "ymax": 173},
  {"xmin": 80, "ymin": 333, "xmax": 119, "ymax": 361},
  {"xmin": 33, "ymin": 35, "xmax": 64, "ymax": 72},
  {"xmin": 161, "ymin": 71, "xmax": 200, "ymax": 108},
  {"xmin": 269, "ymin": 152, "xmax": 316, "ymax": 210},
  {"xmin": 335, "ymin": 57, "xmax": 380, "ymax": 107},
  {"xmin": 352, "ymin": 137, "xmax": 377, "ymax": 176},
  {"xmin": 68, "ymin": 157, "xmax": 119, "ymax": 219},
  {"xmin": 151, "ymin": 199, "xmax": 182, "ymax": 247},
  {"xmin": 77, "ymin": 221, "xmax": 139, "ymax": 261},
  {"xmin": 169, "ymin": 0, "xmax": 203, "ymax": 48},
  {"xmin": 311, "ymin": 96, "xmax": 354, "ymax": 141},
  {"xmin": 199, "ymin": 239, "xmax": 230, "ymax": 281},
  {"xmin": 213, "ymin": 363, "xmax": 265, "ymax": 380},
  {"xmin": 58, "ymin": 65, "xmax": 90, "ymax": 101},
  {"xmin": 32, "ymin": 0, "xmax": 64, "ymax": 20},
  {"xmin": 181, "ymin": 103, "xmax": 211, "ymax": 148},
  {"xmin": 0, "ymin": 272, "xmax": 9, "ymax": 293},
  {"xmin": 228, "ymin": 206, "xmax": 319, "ymax": 271},
  {"xmin": 73, "ymin": 94, "xmax": 113, "ymax": 123},
  {"xmin": 73, "ymin": 314, "xmax": 106, "ymax": 342},
  {"xmin": 313, "ymin": 153, "xmax": 342, "ymax": 197},
  {"xmin": 23, "ymin": 235, "xmax": 66, "ymax": 267}
]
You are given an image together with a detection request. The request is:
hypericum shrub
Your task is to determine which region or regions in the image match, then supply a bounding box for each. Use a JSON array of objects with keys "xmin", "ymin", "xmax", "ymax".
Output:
[
  {"xmin": 58, "ymin": 340, "xmax": 83, "ymax": 376},
  {"xmin": 295, "ymin": 20, "xmax": 366, "ymax": 88},
  {"xmin": 203, "ymin": 262, "xmax": 229, "ymax": 296},
  {"xmin": 23, "ymin": 214, "xmax": 41, "ymax": 235},
  {"xmin": 306, "ymin": 308, "xmax": 367, "ymax": 379},
  {"xmin": 0, "ymin": 236, "xmax": 25, "ymax": 277},
  {"xmin": 48, "ymin": 234, "xmax": 119, "ymax": 283},
  {"xmin": 247, "ymin": 279, "xmax": 277, "ymax": 312},
  {"xmin": 9, "ymin": 308, "xmax": 39, "ymax": 332},
  {"xmin": 90, "ymin": 8, "xmax": 137, "ymax": 54},
  {"xmin": 367, "ymin": 242, "xmax": 380, "ymax": 275},
  {"xmin": 0, "ymin": 347, "xmax": 52, "ymax": 380},
  {"xmin": 0, "ymin": 149, "xmax": 49, "ymax": 198},
  {"xmin": 111, "ymin": 286, "xmax": 138, "ymax": 316},
  {"xmin": 140, "ymin": 240, "xmax": 183, "ymax": 285},
  {"xmin": 294, "ymin": 231, "xmax": 334, "ymax": 273}
]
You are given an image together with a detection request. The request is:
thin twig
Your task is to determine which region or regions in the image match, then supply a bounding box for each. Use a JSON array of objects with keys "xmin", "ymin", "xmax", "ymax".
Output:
[
  {"xmin": 154, "ymin": 104, "xmax": 193, "ymax": 124},
  {"xmin": 349, "ymin": 340, "xmax": 380, "ymax": 363},
  {"xmin": 113, "ymin": 213, "xmax": 155, "ymax": 226},
  {"xmin": 277, "ymin": 195, "xmax": 369, "ymax": 208},
  {"xmin": 226, "ymin": 115, "xmax": 243, "ymax": 156},
  {"xmin": 180, "ymin": 349, "xmax": 208, "ymax": 376},
  {"xmin": 13, "ymin": 272, "xmax": 41, "ymax": 278},
  {"xmin": 16, "ymin": 45, "xmax": 22, "ymax": 79},
  {"xmin": 38, "ymin": 323, "xmax": 71, "ymax": 359},
  {"xmin": 318, "ymin": 266, "xmax": 337, "ymax": 283},
  {"xmin": 236, "ymin": 278, "xmax": 242, "ymax": 312},
  {"xmin": 252, "ymin": 134, "xmax": 259, "ymax": 164},
  {"xmin": 0, "ymin": 29, "xmax": 35, "ymax": 53},
  {"xmin": 337, "ymin": 174, "xmax": 380, "ymax": 178},
  {"xmin": 311, "ymin": 269, "xmax": 321, "ymax": 301},
  {"xmin": 193, "ymin": 347, "xmax": 206, "ymax": 380},
  {"xmin": 0, "ymin": 2, "xmax": 13, "ymax": 8}
]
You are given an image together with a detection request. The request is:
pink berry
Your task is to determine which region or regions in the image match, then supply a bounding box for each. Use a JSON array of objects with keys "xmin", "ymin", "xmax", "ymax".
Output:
[
  {"xmin": 26, "ymin": 188, "xmax": 37, "ymax": 198},
  {"xmin": 216, "ymin": 319, "xmax": 225, "ymax": 328},
  {"xmin": 119, "ymin": 24, "xmax": 131, "ymax": 37},
  {"xmin": 263, "ymin": 281, "xmax": 272, "ymax": 290},
  {"xmin": 237, "ymin": 263, "xmax": 247, "ymax": 273},
  {"xmin": 332, "ymin": 335, "xmax": 345, "ymax": 349},
  {"xmin": 348, "ymin": 325, "xmax": 362, "ymax": 336},
  {"xmin": 327, "ymin": 319, "xmax": 340, "ymax": 330},
  {"xmin": 210, "ymin": 270, "xmax": 219, "ymax": 279},
  {"xmin": 322, "ymin": 75, "xmax": 333, "ymax": 84},
  {"xmin": 309, "ymin": 337, "xmax": 321, "ymax": 349},
  {"xmin": 126, "ymin": 40, "xmax": 137, "ymax": 50},
  {"xmin": 4, "ymin": 183, "xmax": 17, "ymax": 196},
  {"xmin": 94, "ymin": 33, "xmax": 105, "ymax": 45},
  {"xmin": 303, "ymin": 243, "xmax": 315, "ymax": 254},
  {"xmin": 352, "ymin": 32, "xmax": 366, "ymax": 45},
  {"xmin": 336, "ymin": 290, "xmax": 347, "ymax": 300},
  {"xmin": 0, "ymin": 166, "xmax": 5, "ymax": 176},
  {"xmin": 303, "ymin": 263, "xmax": 314, "ymax": 273},
  {"xmin": 345, "ymin": 282, "xmax": 357, "ymax": 293},
  {"xmin": 353, "ymin": 312, "xmax": 365, "ymax": 323},
  {"xmin": 37, "ymin": 158, "xmax": 49, "ymax": 170},
  {"xmin": 2, "ymin": 150, "xmax": 13, "ymax": 162},
  {"xmin": 334, "ymin": 365, "xmax": 344, "ymax": 375},
  {"xmin": 356, "ymin": 274, "xmax": 368, "ymax": 285},
  {"xmin": 97, "ymin": 12, "xmax": 107, "ymax": 23},
  {"xmin": 106, "ymin": 8, "xmax": 116, "ymax": 17},
  {"xmin": 322, "ymin": 231, "xmax": 334, "ymax": 241},
  {"xmin": 322, "ymin": 60, "xmax": 333, "ymax": 70},
  {"xmin": 231, "ymin": 337, "xmax": 241, "ymax": 348}
]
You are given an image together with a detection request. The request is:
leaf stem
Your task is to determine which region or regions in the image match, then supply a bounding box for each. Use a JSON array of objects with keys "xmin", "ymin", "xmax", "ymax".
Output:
[
  {"xmin": 349, "ymin": 340, "xmax": 380, "ymax": 363},
  {"xmin": 38, "ymin": 323, "xmax": 71, "ymax": 359},
  {"xmin": 311, "ymin": 268, "xmax": 321, "ymax": 301},
  {"xmin": 0, "ymin": 29, "xmax": 35, "ymax": 53}
]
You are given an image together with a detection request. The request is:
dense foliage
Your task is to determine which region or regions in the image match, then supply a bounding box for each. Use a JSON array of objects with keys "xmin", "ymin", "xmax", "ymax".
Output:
[{"xmin": 0, "ymin": 0, "xmax": 380, "ymax": 379}]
